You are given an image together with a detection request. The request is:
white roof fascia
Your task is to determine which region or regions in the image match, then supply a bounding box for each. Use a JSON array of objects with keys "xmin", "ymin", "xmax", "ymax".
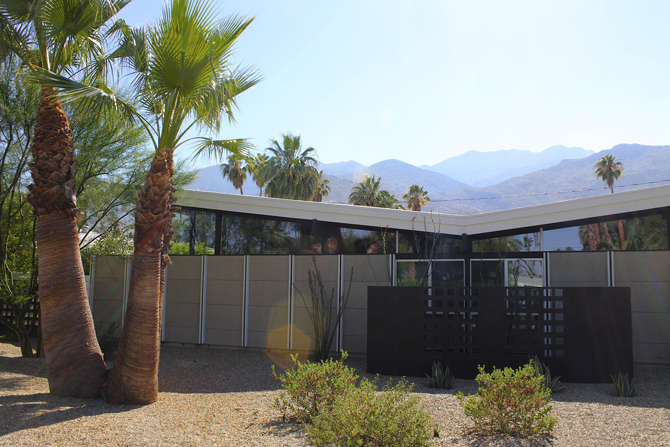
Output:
[{"xmin": 178, "ymin": 185, "xmax": 670, "ymax": 237}]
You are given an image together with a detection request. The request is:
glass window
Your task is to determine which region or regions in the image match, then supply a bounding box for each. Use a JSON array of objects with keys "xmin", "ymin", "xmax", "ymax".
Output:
[
  {"xmin": 507, "ymin": 260, "xmax": 543, "ymax": 287},
  {"xmin": 471, "ymin": 260, "xmax": 505, "ymax": 287},
  {"xmin": 544, "ymin": 214, "xmax": 668, "ymax": 251},
  {"xmin": 340, "ymin": 228, "xmax": 395, "ymax": 255},
  {"xmin": 169, "ymin": 209, "xmax": 215, "ymax": 255},
  {"xmin": 397, "ymin": 261, "xmax": 430, "ymax": 286},
  {"xmin": 432, "ymin": 260, "xmax": 465, "ymax": 287},
  {"xmin": 473, "ymin": 233, "xmax": 541, "ymax": 252}
]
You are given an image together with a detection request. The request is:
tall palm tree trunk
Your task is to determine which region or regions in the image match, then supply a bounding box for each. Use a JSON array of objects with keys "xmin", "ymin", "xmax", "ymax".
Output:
[
  {"xmin": 26, "ymin": 86, "xmax": 106, "ymax": 398},
  {"xmin": 106, "ymin": 151, "xmax": 173, "ymax": 404}
]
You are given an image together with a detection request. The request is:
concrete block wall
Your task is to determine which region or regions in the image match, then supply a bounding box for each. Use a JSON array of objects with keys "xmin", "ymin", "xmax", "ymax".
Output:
[{"xmin": 613, "ymin": 251, "xmax": 670, "ymax": 364}]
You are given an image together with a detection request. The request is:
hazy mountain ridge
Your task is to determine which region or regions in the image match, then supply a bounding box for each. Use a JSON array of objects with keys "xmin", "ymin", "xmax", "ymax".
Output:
[
  {"xmin": 422, "ymin": 145, "xmax": 594, "ymax": 187},
  {"xmin": 186, "ymin": 144, "xmax": 668, "ymax": 215}
]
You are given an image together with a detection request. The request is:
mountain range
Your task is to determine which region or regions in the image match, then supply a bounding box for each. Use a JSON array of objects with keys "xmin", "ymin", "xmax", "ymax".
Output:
[{"xmin": 186, "ymin": 144, "xmax": 670, "ymax": 215}]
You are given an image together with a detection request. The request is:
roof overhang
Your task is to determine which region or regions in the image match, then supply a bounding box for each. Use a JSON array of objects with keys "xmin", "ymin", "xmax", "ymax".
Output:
[{"xmin": 178, "ymin": 185, "xmax": 670, "ymax": 237}]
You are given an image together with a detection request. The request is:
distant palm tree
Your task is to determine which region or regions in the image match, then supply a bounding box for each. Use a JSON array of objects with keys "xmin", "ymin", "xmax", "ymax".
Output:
[
  {"xmin": 247, "ymin": 153, "xmax": 270, "ymax": 196},
  {"xmin": 594, "ymin": 155, "xmax": 624, "ymax": 193},
  {"xmin": 312, "ymin": 171, "xmax": 330, "ymax": 202},
  {"xmin": 403, "ymin": 184, "xmax": 430, "ymax": 211},
  {"xmin": 349, "ymin": 175, "xmax": 399, "ymax": 208},
  {"xmin": 221, "ymin": 154, "xmax": 247, "ymax": 195},
  {"xmin": 264, "ymin": 133, "xmax": 320, "ymax": 200}
]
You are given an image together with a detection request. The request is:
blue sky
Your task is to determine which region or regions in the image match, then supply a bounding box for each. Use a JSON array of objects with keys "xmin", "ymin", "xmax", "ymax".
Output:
[{"xmin": 118, "ymin": 0, "xmax": 670, "ymax": 169}]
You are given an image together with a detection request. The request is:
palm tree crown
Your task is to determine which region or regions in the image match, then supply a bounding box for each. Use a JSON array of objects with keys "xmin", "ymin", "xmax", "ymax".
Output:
[
  {"xmin": 594, "ymin": 154, "xmax": 624, "ymax": 193},
  {"xmin": 403, "ymin": 184, "xmax": 430, "ymax": 211},
  {"xmin": 263, "ymin": 133, "xmax": 321, "ymax": 201},
  {"xmin": 312, "ymin": 171, "xmax": 330, "ymax": 202},
  {"xmin": 247, "ymin": 153, "xmax": 270, "ymax": 196},
  {"xmin": 221, "ymin": 154, "xmax": 247, "ymax": 194},
  {"xmin": 349, "ymin": 175, "xmax": 399, "ymax": 208}
]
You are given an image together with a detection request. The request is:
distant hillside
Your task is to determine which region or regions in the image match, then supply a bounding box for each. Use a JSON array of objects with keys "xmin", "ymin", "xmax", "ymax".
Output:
[
  {"xmin": 321, "ymin": 160, "xmax": 366, "ymax": 177},
  {"xmin": 339, "ymin": 159, "xmax": 469, "ymax": 205},
  {"xmin": 186, "ymin": 144, "xmax": 669, "ymax": 216},
  {"xmin": 423, "ymin": 145, "xmax": 594, "ymax": 187},
  {"xmin": 432, "ymin": 144, "xmax": 670, "ymax": 214}
]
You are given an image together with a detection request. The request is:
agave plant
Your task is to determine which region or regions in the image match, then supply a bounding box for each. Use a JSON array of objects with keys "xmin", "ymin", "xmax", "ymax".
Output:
[
  {"xmin": 426, "ymin": 361, "xmax": 454, "ymax": 389},
  {"xmin": 530, "ymin": 355, "xmax": 564, "ymax": 393},
  {"xmin": 612, "ymin": 372, "xmax": 636, "ymax": 397}
]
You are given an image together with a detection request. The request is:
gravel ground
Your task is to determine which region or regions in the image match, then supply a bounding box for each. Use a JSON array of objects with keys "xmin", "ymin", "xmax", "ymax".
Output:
[{"xmin": 1, "ymin": 342, "xmax": 669, "ymax": 446}]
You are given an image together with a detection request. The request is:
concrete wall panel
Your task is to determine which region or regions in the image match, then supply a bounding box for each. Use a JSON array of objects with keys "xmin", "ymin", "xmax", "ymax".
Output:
[
  {"xmin": 205, "ymin": 329, "xmax": 242, "ymax": 346},
  {"xmin": 615, "ymin": 251, "xmax": 670, "ymax": 365},
  {"xmin": 613, "ymin": 251, "xmax": 670, "ymax": 282},
  {"xmin": 205, "ymin": 304, "xmax": 243, "ymax": 331},
  {"xmin": 91, "ymin": 256, "xmax": 126, "ymax": 327},
  {"xmin": 247, "ymin": 256, "xmax": 290, "ymax": 349},
  {"xmin": 164, "ymin": 257, "xmax": 202, "ymax": 344},
  {"xmin": 341, "ymin": 254, "xmax": 390, "ymax": 353},
  {"xmin": 206, "ymin": 256, "xmax": 244, "ymax": 281},
  {"xmin": 548, "ymin": 252, "xmax": 608, "ymax": 286}
]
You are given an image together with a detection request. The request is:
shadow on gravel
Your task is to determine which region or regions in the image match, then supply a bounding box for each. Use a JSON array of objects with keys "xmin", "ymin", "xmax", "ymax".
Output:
[
  {"xmin": 457, "ymin": 431, "xmax": 554, "ymax": 447},
  {"xmin": 0, "ymin": 392, "xmax": 135, "ymax": 437},
  {"xmin": 0, "ymin": 354, "xmax": 47, "ymax": 379}
]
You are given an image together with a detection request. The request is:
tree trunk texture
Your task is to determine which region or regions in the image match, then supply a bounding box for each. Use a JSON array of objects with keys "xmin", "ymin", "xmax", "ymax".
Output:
[
  {"xmin": 105, "ymin": 151, "xmax": 176, "ymax": 404},
  {"xmin": 105, "ymin": 250, "xmax": 161, "ymax": 404},
  {"xmin": 37, "ymin": 213, "xmax": 107, "ymax": 396},
  {"xmin": 26, "ymin": 86, "xmax": 106, "ymax": 397},
  {"xmin": 618, "ymin": 220, "xmax": 626, "ymax": 250}
]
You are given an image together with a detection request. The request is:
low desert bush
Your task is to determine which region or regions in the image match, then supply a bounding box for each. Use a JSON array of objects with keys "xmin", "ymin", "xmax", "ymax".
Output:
[
  {"xmin": 612, "ymin": 371, "xmax": 636, "ymax": 397},
  {"xmin": 272, "ymin": 351, "xmax": 358, "ymax": 422},
  {"xmin": 530, "ymin": 355, "xmax": 564, "ymax": 393},
  {"xmin": 457, "ymin": 363, "xmax": 557, "ymax": 438},
  {"xmin": 306, "ymin": 377, "xmax": 433, "ymax": 447},
  {"xmin": 426, "ymin": 361, "xmax": 455, "ymax": 389}
]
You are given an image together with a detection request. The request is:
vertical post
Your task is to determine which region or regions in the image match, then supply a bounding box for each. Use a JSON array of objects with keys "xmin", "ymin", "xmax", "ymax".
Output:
[
  {"xmin": 88, "ymin": 255, "xmax": 96, "ymax": 308},
  {"xmin": 214, "ymin": 212, "xmax": 222, "ymax": 255},
  {"xmin": 199, "ymin": 256, "xmax": 207, "ymax": 344},
  {"xmin": 462, "ymin": 233, "xmax": 471, "ymax": 287},
  {"xmin": 242, "ymin": 255, "xmax": 250, "ymax": 347}
]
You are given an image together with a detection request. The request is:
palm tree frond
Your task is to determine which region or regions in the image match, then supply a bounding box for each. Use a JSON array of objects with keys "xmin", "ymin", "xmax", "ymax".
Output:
[{"xmin": 190, "ymin": 137, "xmax": 254, "ymax": 163}]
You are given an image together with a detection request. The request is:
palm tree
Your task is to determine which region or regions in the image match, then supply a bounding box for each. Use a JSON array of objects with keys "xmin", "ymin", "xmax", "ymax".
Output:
[
  {"xmin": 0, "ymin": 0, "xmax": 130, "ymax": 398},
  {"xmin": 263, "ymin": 133, "xmax": 320, "ymax": 201},
  {"xmin": 594, "ymin": 154, "xmax": 624, "ymax": 193},
  {"xmin": 34, "ymin": 0, "xmax": 260, "ymax": 403},
  {"xmin": 348, "ymin": 175, "xmax": 399, "ymax": 208},
  {"xmin": 312, "ymin": 171, "xmax": 330, "ymax": 202},
  {"xmin": 403, "ymin": 184, "xmax": 429, "ymax": 211},
  {"xmin": 247, "ymin": 153, "xmax": 270, "ymax": 196},
  {"xmin": 594, "ymin": 154, "xmax": 625, "ymax": 247},
  {"xmin": 221, "ymin": 154, "xmax": 247, "ymax": 195}
]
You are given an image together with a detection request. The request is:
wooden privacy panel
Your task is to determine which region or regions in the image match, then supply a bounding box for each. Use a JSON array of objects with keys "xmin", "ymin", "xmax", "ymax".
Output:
[{"xmin": 367, "ymin": 286, "xmax": 633, "ymax": 383}]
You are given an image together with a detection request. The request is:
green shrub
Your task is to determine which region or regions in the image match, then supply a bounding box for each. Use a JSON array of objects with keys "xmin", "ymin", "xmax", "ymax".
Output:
[
  {"xmin": 272, "ymin": 351, "xmax": 358, "ymax": 422},
  {"xmin": 457, "ymin": 363, "xmax": 557, "ymax": 438},
  {"xmin": 426, "ymin": 361, "xmax": 454, "ymax": 389},
  {"xmin": 306, "ymin": 377, "xmax": 433, "ymax": 447},
  {"xmin": 612, "ymin": 371, "xmax": 636, "ymax": 397}
]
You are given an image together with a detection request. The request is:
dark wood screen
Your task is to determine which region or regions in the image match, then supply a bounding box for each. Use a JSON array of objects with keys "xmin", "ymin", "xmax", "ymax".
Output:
[{"xmin": 367, "ymin": 286, "xmax": 633, "ymax": 383}]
